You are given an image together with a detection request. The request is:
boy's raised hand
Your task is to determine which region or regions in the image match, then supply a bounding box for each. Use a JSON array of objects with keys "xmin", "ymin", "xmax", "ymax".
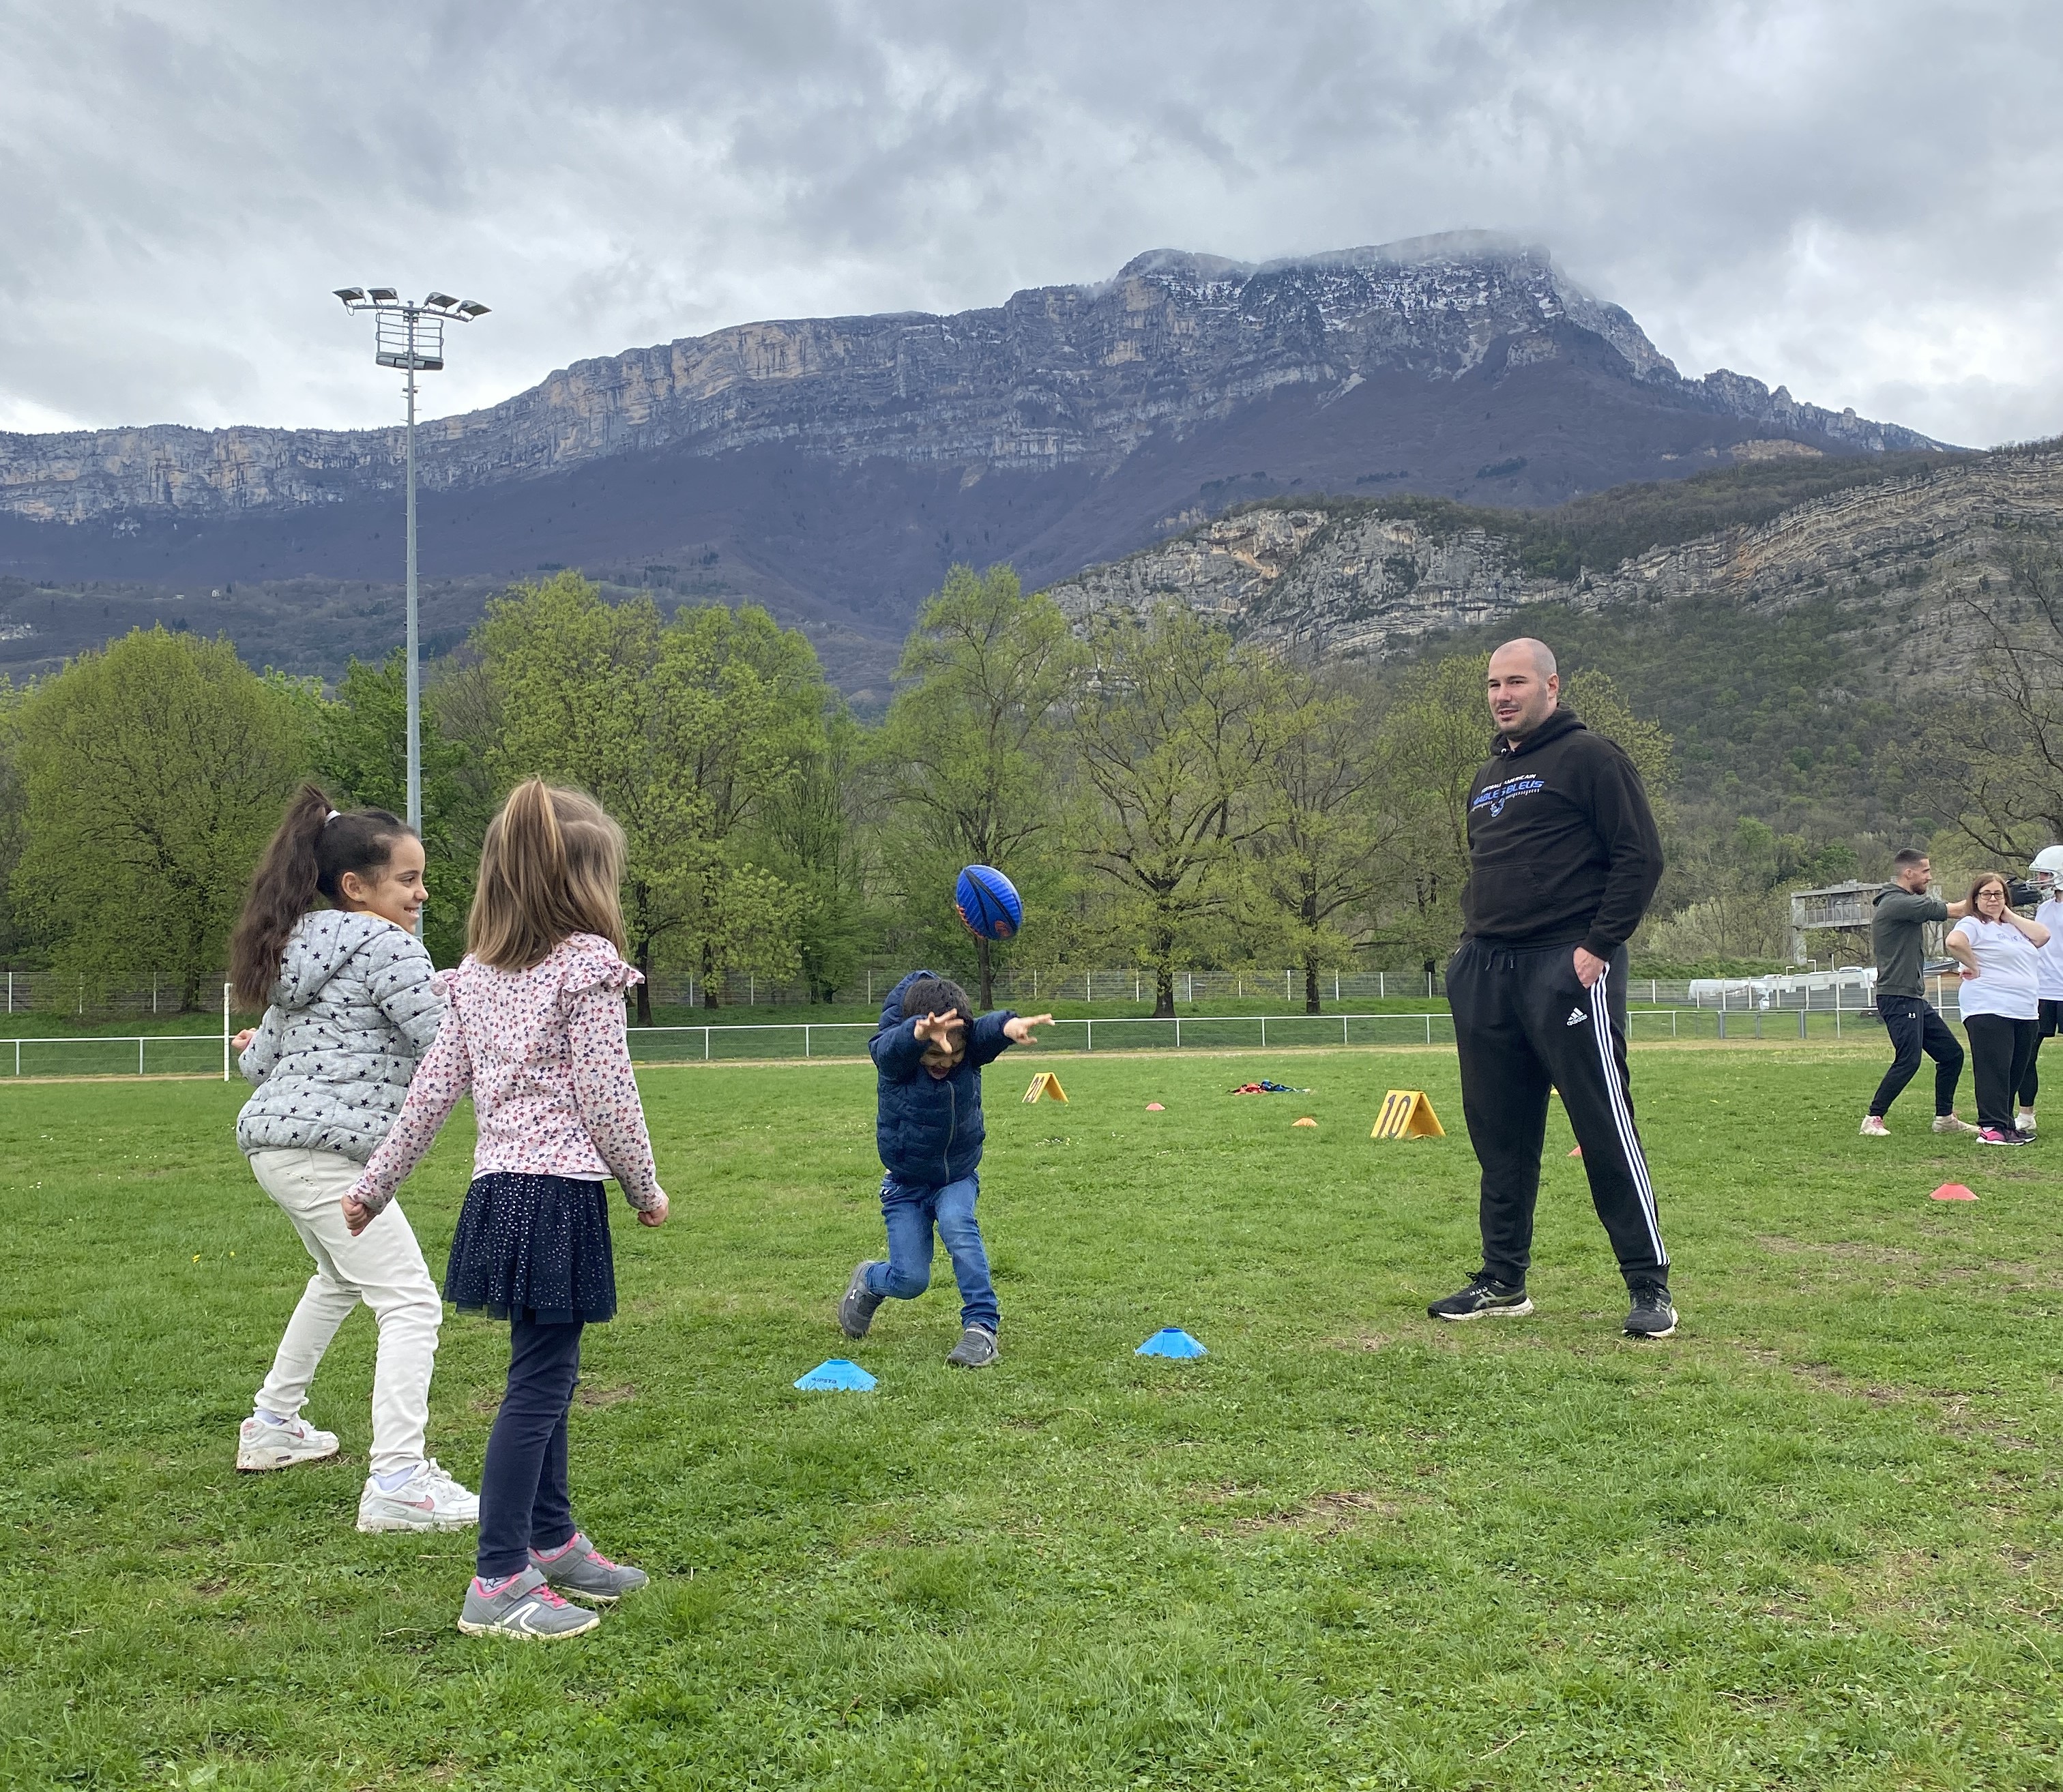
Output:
[
  {"xmin": 1004, "ymin": 1012, "xmax": 1055, "ymax": 1044},
  {"xmin": 913, "ymin": 1010, "xmax": 965, "ymax": 1047}
]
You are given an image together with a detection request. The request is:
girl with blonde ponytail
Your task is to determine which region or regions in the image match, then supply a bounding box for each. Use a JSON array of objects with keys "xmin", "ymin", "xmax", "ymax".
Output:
[{"xmin": 348, "ymin": 778, "xmax": 669, "ymax": 1641}]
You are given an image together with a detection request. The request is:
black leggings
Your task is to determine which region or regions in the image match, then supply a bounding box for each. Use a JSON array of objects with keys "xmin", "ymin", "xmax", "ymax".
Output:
[
  {"xmin": 1965, "ymin": 1014, "xmax": 2039, "ymax": 1134},
  {"xmin": 477, "ymin": 1317, "xmax": 583, "ymax": 1578}
]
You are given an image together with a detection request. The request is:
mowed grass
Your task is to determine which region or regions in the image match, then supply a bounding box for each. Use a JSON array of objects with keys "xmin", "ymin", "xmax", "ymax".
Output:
[{"xmin": 3, "ymin": 1043, "xmax": 2060, "ymax": 1790}]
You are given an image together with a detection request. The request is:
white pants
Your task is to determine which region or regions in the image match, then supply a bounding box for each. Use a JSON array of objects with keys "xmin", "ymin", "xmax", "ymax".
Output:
[{"xmin": 249, "ymin": 1148, "xmax": 443, "ymax": 1477}]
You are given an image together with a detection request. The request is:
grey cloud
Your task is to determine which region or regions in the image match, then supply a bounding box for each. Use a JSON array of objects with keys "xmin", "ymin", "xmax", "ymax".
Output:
[{"xmin": 1, "ymin": 0, "xmax": 2058, "ymax": 445}]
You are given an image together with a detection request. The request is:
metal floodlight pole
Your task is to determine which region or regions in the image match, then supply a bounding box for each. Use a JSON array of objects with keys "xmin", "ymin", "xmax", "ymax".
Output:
[{"xmin": 331, "ymin": 287, "xmax": 490, "ymax": 853}]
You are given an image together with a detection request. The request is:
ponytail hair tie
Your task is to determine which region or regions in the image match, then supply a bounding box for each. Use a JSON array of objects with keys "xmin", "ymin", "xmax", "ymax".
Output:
[{"xmin": 325, "ymin": 810, "xmax": 340, "ymax": 823}]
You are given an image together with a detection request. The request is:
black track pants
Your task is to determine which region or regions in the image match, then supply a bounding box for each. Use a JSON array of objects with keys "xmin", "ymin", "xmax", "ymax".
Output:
[
  {"xmin": 1869, "ymin": 995, "xmax": 1963, "ymax": 1119},
  {"xmin": 1448, "ymin": 938, "xmax": 1669, "ymax": 1289}
]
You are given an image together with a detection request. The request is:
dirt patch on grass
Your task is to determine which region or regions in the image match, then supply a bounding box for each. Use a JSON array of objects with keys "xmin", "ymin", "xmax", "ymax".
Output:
[
  {"xmin": 576, "ymin": 1382, "xmax": 637, "ymax": 1408},
  {"xmin": 1189, "ymin": 1484, "xmax": 1402, "ymax": 1535}
]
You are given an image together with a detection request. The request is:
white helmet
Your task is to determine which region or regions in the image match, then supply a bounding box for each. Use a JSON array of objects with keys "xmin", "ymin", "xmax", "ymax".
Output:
[{"xmin": 2032, "ymin": 845, "xmax": 2063, "ymax": 895}]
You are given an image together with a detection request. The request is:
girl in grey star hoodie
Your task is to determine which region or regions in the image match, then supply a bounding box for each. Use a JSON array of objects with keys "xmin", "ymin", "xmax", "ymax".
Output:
[{"xmin": 225, "ymin": 784, "xmax": 477, "ymax": 1533}]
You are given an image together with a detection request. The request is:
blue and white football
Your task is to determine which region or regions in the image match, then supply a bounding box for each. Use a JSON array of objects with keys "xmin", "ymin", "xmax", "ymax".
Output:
[{"xmin": 954, "ymin": 864, "xmax": 1023, "ymax": 941}]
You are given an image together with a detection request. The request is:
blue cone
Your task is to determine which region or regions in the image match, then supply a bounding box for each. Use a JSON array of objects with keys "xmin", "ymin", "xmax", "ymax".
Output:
[
  {"xmin": 1136, "ymin": 1327, "xmax": 1207, "ymax": 1359},
  {"xmin": 795, "ymin": 1357, "xmax": 877, "ymax": 1391}
]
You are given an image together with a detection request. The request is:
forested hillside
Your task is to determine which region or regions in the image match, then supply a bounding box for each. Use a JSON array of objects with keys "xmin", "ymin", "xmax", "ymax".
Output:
[{"xmin": 6, "ymin": 439, "xmax": 2062, "ymax": 1005}]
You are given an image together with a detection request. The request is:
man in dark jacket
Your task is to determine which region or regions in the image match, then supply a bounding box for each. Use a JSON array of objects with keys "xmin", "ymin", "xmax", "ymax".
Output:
[
  {"xmin": 836, "ymin": 971, "xmax": 1051, "ymax": 1367},
  {"xmin": 1861, "ymin": 849, "xmax": 1974, "ymax": 1136},
  {"xmin": 1429, "ymin": 638, "xmax": 1677, "ymax": 1338}
]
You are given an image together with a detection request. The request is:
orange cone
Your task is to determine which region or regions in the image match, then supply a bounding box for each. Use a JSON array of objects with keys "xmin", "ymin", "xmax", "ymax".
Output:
[
  {"xmin": 1930, "ymin": 1183, "xmax": 1976, "ymax": 1201},
  {"xmin": 1568, "ymin": 1145, "xmax": 1583, "ymax": 1158},
  {"xmin": 1145, "ymin": 1102, "xmax": 1165, "ymax": 1111},
  {"xmin": 1293, "ymin": 1116, "xmax": 1317, "ymax": 1128}
]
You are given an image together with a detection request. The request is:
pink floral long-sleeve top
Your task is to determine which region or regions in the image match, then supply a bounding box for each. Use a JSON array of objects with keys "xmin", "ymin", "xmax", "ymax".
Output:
[{"xmin": 348, "ymin": 933, "xmax": 664, "ymax": 1217}]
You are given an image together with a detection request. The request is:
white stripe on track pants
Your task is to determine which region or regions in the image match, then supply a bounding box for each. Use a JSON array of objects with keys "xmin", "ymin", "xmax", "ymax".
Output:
[{"xmin": 1448, "ymin": 938, "xmax": 1669, "ymax": 1287}]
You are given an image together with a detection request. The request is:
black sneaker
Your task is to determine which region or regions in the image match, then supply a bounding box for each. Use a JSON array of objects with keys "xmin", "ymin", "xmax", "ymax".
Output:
[
  {"xmin": 1426, "ymin": 1274, "xmax": 1534, "ymax": 1322},
  {"xmin": 1624, "ymin": 1281, "xmax": 1678, "ymax": 1338},
  {"xmin": 838, "ymin": 1261, "xmax": 886, "ymax": 1339}
]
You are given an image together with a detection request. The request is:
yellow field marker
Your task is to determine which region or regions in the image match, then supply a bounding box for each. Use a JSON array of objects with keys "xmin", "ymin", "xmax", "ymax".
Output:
[{"xmin": 1371, "ymin": 1089, "xmax": 1444, "ymax": 1139}]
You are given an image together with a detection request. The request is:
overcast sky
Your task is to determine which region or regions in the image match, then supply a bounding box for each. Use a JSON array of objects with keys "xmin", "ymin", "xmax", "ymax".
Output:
[{"xmin": 3, "ymin": 0, "xmax": 2058, "ymax": 447}]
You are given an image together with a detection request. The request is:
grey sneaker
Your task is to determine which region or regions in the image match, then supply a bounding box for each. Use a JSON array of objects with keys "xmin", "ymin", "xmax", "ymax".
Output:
[
  {"xmin": 457, "ymin": 1566, "xmax": 600, "ymax": 1640},
  {"xmin": 1933, "ymin": 1113, "xmax": 1980, "ymax": 1136},
  {"xmin": 1624, "ymin": 1282, "xmax": 1678, "ymax": 1338},
  {"xmin": 945, "ymin": 1324, "xmax": 998, "ymax": 1368},
  {"xmin": 530, "ymin": 1531, "xmax": 649, "ymax": 1604},
  {"xmin": 1427, "ymin": 1274, "xmax": 1534, "ymax": 1321},
  {"xmin": 839, "ymin": 1261, "xmax": 887, "ymax": 1339}
]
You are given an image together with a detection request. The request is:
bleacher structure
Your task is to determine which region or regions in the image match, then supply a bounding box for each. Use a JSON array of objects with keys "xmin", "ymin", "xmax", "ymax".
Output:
[{"xmin": 1787, "ymin": 880, "xmax": 1945, "ymax": 967}]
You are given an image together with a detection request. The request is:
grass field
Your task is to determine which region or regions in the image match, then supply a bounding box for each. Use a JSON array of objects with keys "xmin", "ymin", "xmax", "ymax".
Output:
[{"xmin": 3, "ymin": 1040, "xmax": 2059, "ymax": 1789}]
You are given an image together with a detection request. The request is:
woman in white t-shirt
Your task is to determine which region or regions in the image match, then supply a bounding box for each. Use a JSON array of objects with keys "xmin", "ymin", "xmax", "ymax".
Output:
[
  {"xmin": 2015, "ymin": 882, "xmax": 2063, "ymax": 1132},
  {"xmin": 1947, "ymin": 872, "xmax": 2051, "ymax": 1144}
]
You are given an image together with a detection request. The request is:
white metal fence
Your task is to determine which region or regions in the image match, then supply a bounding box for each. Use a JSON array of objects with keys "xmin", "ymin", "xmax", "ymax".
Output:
[
  {"xmin": 0, "ymin": 994, "xmax": 1927, "ymax": 1079},
  {"xmin": 0, "ymin": 964, "xmax": 1919, "ymax": 1020}
]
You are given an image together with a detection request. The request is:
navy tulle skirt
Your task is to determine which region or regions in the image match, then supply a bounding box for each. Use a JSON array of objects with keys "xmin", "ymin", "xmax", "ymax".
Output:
[{"xmin": 444, "ymin": 1172, "xmax": 616, "ymax": 1324}]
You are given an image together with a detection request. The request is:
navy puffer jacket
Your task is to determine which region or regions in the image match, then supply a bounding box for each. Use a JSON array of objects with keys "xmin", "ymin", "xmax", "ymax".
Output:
[{"xmin": 870, "ymin": 969, "xmax": 1018, "ymax": 1186}]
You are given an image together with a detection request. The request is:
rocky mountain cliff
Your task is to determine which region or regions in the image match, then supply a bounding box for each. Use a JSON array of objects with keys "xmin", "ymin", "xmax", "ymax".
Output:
[
  {"xmin": 0, "ymin": 234, "xmax": 1955, "ymax": 694},
  {"xmin": 1043, "ymin": 443, "xmax": 2063, "ymax": 675},
  {"xmin": 0, "ymin": 234, "xmax": 1939, "ymax": 527}
]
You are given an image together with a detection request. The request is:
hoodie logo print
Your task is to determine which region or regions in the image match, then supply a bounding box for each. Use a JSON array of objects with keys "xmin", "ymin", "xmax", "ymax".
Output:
[{"xmin": 1471, "ymin": 774, "xmax": 1545, "ymax": 819}]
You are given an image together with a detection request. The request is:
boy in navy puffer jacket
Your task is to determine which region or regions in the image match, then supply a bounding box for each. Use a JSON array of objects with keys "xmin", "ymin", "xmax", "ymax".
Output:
[{"xmin": 838, "ymin": 971, "xmax": 1052, "ymax": 1367}]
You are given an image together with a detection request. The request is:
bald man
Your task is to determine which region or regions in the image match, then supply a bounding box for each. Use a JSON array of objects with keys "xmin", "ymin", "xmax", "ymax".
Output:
[{"xmin": 1429, "ymin": 638, "xmax": 1676, "ymax": 1338}]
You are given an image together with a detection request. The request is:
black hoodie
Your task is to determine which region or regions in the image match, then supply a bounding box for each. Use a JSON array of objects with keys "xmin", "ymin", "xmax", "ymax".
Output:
[{"xmin": 1459, "ymin": 706, "xmax": 1664, "ymax": 956}]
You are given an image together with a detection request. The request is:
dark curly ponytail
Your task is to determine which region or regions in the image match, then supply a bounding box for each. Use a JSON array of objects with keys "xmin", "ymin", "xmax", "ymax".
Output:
[{"xmin": 229, "ymin": 784, "xmax": 411, "ymax": 1005}]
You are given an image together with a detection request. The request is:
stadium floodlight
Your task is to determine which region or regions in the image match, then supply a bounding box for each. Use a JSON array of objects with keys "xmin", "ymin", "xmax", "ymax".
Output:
[{"xmin": 332, "ymin": 287, "xmax": 490, "ymax": 881}]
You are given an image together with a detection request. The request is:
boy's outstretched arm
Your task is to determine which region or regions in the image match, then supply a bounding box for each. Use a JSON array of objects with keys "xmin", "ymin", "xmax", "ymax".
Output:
[{"xmin": 972, "ymin": 1011, "xmax": 1053, "ymax": 1063}]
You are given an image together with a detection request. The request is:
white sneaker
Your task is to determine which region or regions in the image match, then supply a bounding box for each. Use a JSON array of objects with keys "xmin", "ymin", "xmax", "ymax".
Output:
[
  {"xmin": 357, "ymin": 1458, "xmax": 480, "ymax": 1533},
  {"xmin": 237, "ymin": 1413, "xmax": 340, "ymax": 1472},
  {"xmin": 2017, "ymin": 1111, "xmax": 2037, "ymax": 1136},
  {"xmin": 1932, "ymin": 1114, "xmax": 1980, "ymax": 1136},
  {"xmin": 1860, "ymin": 1115, "xmax": 1891, "ymax": 1137}
]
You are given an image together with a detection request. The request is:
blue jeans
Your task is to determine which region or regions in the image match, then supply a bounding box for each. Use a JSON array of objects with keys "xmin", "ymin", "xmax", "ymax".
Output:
[{"xmin": 865, "ymin": 1174, "xmax": 998, "ymax": 1332}]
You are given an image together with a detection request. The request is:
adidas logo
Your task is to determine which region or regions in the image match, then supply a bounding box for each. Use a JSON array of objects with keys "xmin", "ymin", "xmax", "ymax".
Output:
[{"xmin": 1566, "ymin": 1008, "xmax": 1588, "ymax": 1027}]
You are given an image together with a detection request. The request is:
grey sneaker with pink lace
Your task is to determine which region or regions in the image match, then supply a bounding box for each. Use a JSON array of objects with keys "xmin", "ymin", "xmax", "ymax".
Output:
[{"xmin": 529, "ymin": 1531, "xmax": 649, "ymax": 1604}]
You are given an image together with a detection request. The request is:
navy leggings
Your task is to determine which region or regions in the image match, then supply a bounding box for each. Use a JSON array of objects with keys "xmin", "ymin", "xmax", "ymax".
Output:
[{"xmin": 477, "ymin": 1317, "xmax": 583, "ymax": 1578}]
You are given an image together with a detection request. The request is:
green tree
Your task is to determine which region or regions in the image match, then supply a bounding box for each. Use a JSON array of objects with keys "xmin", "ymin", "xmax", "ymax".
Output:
[
  {"xmin": 312, "ymin": 649, "xmax": 491, "ymax": 965},
  {"xmin": 1885, "ymin": 544, "xmax": 2063, "ymax": 861},
  {"xmin": 875, "ymin": 565, "xmax": 1079, "ymax": 1006},
  {"xmin": 755, "ymin": 707, "xmax": 879, "ymax": 1002},
  {"xmin": 0, "ymin": 679, "xmax": 29, "ymax": 964},
  {"xmin": 12, "ymin": 628, "xmax": 312, "ymax": 1007},
  {"xmin": 475, "ymin": 574, "xmax": 820, "ymax": 1020},
  {"xmin": 1250, "ymin": 668, "xmax": 1393, "ymax": 1012},
  {"xmin": 1070, "ymin": 604, "xmax": 1278, "ymax": 1016}
]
